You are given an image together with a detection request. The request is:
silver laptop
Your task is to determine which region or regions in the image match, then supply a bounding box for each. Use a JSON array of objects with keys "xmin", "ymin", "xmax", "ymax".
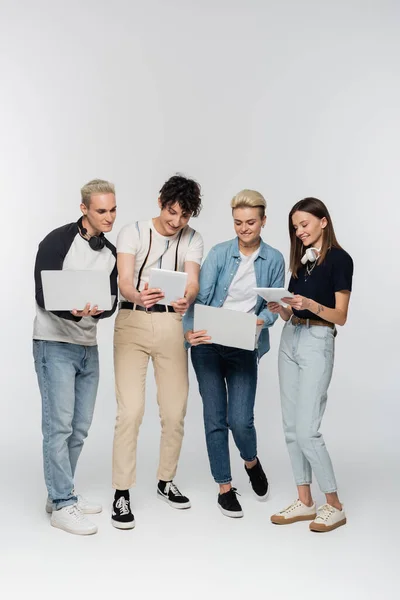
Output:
[
  {"xmin": 194, "ymin": 304, "xmax": 257, "ymax": 351},
  {"xmin": 41, "ymin": 270, "xmax": 112, "ymax": 311}
]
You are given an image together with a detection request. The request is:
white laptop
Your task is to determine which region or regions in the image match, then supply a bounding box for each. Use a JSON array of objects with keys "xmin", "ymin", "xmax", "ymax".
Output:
[
  {"xmin": 41, "ymin": 270, "xmax": 112, "ymax": 311},
  {"xmin": 149, "ymin": 268, "xmax": 188, "ymax": 306},
  {"xmin": 194, "ymin": 304, "xmax": 258, "ymax": 351}
]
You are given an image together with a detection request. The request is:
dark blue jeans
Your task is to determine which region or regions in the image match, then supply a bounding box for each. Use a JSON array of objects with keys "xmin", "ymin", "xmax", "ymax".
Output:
[{"xmin": 191, "ymin": 343, "xmax": 258, "ymax": 484}]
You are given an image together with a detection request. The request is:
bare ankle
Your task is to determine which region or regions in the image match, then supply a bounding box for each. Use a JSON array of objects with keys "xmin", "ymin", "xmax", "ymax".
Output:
[
  {"xmin": 219, "ymin": 483, "xmax": 232, "ymax": 495},
  {"xmin": 326, "ymin": 493, "xmax": 342, "ymax": 510},
  {"xmin": 297, "ymin": 485, "xmax": 313, "ymax": 507}
]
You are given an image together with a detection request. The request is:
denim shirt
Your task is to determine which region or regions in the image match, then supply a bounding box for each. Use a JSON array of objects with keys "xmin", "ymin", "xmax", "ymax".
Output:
[{"xmin": 183, "ymin": 237, "xmax": 285, "ymax": 359}]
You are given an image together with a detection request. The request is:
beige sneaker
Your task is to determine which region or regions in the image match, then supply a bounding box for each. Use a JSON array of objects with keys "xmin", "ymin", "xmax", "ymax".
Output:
[
  {"xmin": 309, "ymin": 503, "xmax": 346, "ymax": 532},
  {"xmin": 271, "ymin": 499, "xmax": 316, "ymax": 525}
]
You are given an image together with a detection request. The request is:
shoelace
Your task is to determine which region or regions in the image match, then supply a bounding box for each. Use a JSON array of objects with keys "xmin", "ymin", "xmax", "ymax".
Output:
[
  {"xmin": 280, "ymin": 500, "xmax": 302, "ymax": 515},
  {"xmin": 167, "ymin": 482, "xmax": 183, "ymax": 497},
  {"xmin": 65, "ymin": 504, "xmax": 85, "ymax": 521},
  {"xmin": 115, "ymin": 496, "xmax": 130, "ymax": 515},
  {"xmin": 223, "ymin": 487, "xmax": 241, "ymax": 509},
  {"xmin": 316, "ymin": 504, "xmax": 336, "ymax": 522}
]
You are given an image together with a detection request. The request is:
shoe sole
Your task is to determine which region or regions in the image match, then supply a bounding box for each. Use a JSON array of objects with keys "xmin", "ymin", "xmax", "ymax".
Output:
[
  {"xmin": 46, "ymin": 505, "xmax": 102, "ymax": 515},
  {"xmin": 111, "ymin": 518, "xmax": 136, "ymax": 530},
  {"xmin": 309, "ymin": 517, "xmax": 347, "ymax": 532},
  {"xmin": 157, "ymin": 490, "xmax": 191, "ymax": 509},
  {"xmin": 218, "ymin": 505, "xmax": 244, "ymax": 518},
  {"xmin": 51, "ymin": 521, "xmax": 98, "ymax": 535},
  {"xmin": 271, "ymin": 513, "xmax": 317, "ymax": 525},
  {"xmin": 252, "ymin": 486, "xmax": 270, "ymax": 502}
]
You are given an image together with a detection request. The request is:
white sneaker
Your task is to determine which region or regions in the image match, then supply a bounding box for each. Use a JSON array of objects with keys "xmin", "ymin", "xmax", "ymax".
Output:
[
  {"xmin": 50, "ymin": 504, "xmax": 98, "ymax": 535},
  {"xmin": 46, "ymin": 494, "xmax": 102, "ymax": 514},
  {"xmin": 309, "ymin": 503, "xmax": 346, "ymax": 532},
  {"xmin": 271, "ymin": 499, "xmax": 317, "ymax": 525}
]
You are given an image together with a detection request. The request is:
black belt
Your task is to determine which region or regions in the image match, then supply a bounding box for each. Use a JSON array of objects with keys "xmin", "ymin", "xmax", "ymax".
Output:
[{"xmin": 119, "ymin": 301, "xmax": 174, "ymax": 313}]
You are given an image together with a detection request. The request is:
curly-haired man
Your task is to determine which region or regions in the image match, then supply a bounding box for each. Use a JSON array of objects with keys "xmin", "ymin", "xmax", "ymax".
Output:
[{"xmin": 111, "ymin": 175, "xmax": 203, "ymax": 529}]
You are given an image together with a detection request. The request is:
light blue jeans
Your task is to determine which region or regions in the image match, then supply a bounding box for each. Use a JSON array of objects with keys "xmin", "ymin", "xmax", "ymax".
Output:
[
  {"xmin": 33, "ymin": 340, "xmax": 99, "ymax": 509},
  {"xmin": 278, "ymin": 320, "xmax": 337, "ymax": 493}
]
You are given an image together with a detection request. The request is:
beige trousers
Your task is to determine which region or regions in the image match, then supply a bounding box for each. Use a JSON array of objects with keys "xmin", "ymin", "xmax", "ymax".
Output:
[{"xmin": 112, "ymin": 308, "xmax": 189, "ymax": 489}]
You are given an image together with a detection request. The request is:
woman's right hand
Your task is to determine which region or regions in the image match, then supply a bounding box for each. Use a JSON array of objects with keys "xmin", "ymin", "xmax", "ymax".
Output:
[
  {"xmin": 185, "ymin": 329, "xmax": 211, "ymax": 346},
  {"xmin": 267, "ymin": 301, "xmax": 283, "ymax": 314},
  {"xmin": 267, "ymin": 302, "xmax": 291, "ymax": 321}
]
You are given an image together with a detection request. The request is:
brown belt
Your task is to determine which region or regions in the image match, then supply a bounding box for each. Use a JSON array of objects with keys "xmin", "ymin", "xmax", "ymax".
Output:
[{"xmin": 291, "ymin": 316, "xmax": 335, "ymax": 329}]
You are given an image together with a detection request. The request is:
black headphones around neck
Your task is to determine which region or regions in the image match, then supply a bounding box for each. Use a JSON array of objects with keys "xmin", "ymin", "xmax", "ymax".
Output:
[{"xmin": 77, "ymin": 217, "xmax": 105, "ymax": 251}]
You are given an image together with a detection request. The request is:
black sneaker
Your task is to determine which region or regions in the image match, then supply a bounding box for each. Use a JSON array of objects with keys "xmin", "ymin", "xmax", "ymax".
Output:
[
  {"xmin": 245, "ymin": 458, "xmax": 269, "ymax": 500},
  {"xmin": 218, "ymin": 488, "xmax": 243, "ymax": 518},
  {"xmin": 157, "ymin": 481, "xmax": 191, "ymax": 509},
  {"xmin": 111, "ymin": 492, "xmax": 135, "ymax": 529}
]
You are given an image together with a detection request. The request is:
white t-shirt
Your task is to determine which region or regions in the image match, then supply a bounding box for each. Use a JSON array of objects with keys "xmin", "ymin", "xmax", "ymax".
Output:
[
  {"xmin": 117, "ymin": 219, "xmax": 204, "ymax": 297},
  {"xmin": 222, "ymin": 250, "xmax": 259, "ymax": 313}
]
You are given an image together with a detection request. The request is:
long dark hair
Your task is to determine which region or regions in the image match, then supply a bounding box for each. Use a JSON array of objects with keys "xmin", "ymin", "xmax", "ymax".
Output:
[{"xmin": 289, "ymin": 197, "xmax": 341, "ymax": 277}]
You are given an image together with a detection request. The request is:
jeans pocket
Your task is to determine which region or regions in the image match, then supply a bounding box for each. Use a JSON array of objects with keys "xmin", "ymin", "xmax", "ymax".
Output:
[{"xmin": 308, "ymin": 325, "xmax": 329, "ymax": 340}]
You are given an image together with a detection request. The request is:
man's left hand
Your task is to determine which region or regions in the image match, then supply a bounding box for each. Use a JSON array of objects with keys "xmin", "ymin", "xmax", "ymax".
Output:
[{"xmin": 171, "ymin": 297, "xmax": 189, "ymax": 315}]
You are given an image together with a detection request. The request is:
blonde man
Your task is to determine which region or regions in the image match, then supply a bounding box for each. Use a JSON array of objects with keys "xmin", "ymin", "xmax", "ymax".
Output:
[
  {"xmin": 33, "ymin": 179, "xmax": 117, "ymax": 535},
  {"xmin": 184, "ymin": 190, "xmax": 284, "ymax": 517}
]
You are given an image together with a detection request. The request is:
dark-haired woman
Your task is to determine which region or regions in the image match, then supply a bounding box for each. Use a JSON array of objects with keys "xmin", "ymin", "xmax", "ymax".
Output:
[{"xmin": 269, "ymin": 198, "xmax": 353, "ymax": 533}]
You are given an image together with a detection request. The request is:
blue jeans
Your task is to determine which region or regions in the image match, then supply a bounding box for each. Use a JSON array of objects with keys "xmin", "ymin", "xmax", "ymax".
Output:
[
  {"xmin": 278, "ymin": 320, "xmax": 337, "ymax": 493},
  {"xmin": 33, "ymin": 340, "xmax": 99, "ymax": 509},
  {"xmin": 191, "ymin": 344, "xmax": 258, "ymax": 484}
]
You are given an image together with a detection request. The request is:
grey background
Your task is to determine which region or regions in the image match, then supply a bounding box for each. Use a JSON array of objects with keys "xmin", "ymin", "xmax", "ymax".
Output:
[{"xmin": 0, "ymin": 1, "xmax": 398, "ymax": 598}]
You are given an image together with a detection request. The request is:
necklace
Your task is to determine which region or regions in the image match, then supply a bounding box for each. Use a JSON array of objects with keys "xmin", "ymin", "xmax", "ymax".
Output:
[{"xmin": 304, "ymin": 260, "xmax": 317, "ymax": 281}]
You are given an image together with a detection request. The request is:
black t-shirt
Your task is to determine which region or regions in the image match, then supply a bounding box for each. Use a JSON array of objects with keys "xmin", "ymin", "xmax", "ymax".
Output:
[{"xmin": 289, "ymin": 247, "xmax": 353, "ymax": 321}]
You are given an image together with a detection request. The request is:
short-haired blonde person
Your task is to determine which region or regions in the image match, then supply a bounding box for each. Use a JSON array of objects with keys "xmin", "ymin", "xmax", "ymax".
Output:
[
  {"xmin": 33, "ymin": 179, "xmax": 118, "ymax": 535},
  {"xmin": 183, "ymin": 190, "xmax": 285, "ymax": 517}
]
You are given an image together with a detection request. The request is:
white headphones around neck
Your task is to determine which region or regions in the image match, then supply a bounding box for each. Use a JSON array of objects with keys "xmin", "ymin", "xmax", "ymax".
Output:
[{"xmin": 301, "ymin": 247, "xmax": 321, "ymax": 265}]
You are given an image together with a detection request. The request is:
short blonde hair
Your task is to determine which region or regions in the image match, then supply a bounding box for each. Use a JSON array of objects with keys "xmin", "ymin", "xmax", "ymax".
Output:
[
  {"xmin": 231, "ymin": 189, "xmax": 267, "ymax": 218},
  {"xmin": 81, "ymin": 179, "xmax": 115, "ymax": 207}
]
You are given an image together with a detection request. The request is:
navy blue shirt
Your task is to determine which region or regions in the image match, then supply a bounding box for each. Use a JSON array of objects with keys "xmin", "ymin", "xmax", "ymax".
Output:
[{"xmin": 289, "ymin": 247, "xmax": 353, "ymax": 321}]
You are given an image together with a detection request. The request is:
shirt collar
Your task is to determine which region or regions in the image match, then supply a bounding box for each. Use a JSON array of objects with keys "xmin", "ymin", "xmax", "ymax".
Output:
[{"xmin": 232, "ymin": 237, "xmax": 268, "ymax": 259}]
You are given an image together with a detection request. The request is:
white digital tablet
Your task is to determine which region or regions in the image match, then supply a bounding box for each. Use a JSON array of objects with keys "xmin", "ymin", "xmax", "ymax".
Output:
[
  {"xmin": 41, "ymin": 270, "xmax": 113, "ymax": 311},
  {"xmin": 149, "ymin": 268, "xmax": 188, "ymax": 306},
  {"xmin": 254, "ymin": 287, "xmax": 294, "ymax": 307},
  {"xmin": 194, "ymin": 304, "xmax": 257, "ymax": 351}
]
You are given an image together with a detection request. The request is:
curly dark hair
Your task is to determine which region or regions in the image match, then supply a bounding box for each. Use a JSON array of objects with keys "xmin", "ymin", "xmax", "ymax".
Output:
[{"xmin": 159, "ymin": 175, "xmax": 202, "ymax": 218}]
